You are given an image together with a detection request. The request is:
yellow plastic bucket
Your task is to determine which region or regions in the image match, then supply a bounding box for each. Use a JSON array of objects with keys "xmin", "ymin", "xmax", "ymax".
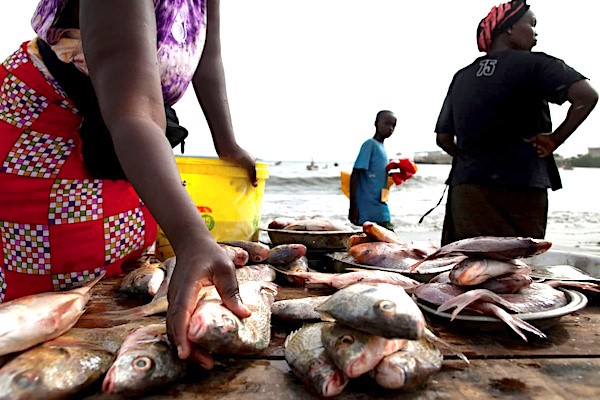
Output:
[
  {"xmin": 340, "ymin": 171, "xmax": 394, "ymax": 199},
  {"xmin": 155, "ymin": 156, "xmax": 269, "ymax": 261}
]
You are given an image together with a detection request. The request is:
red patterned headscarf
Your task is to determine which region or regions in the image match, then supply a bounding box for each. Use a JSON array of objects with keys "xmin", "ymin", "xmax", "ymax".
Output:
[{"xmin": 477, "ymin": 0, "xmax": 530, "ymax": 52}]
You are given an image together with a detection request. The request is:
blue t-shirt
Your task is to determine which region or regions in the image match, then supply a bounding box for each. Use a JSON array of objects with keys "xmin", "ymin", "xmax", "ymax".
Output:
[{"xmin": 353, "ymin": 138, "xmax": 390, "ymax": 224}]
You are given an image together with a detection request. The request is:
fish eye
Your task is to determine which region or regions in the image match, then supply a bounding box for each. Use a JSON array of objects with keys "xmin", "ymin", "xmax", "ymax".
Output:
[
  {"xmin": 13, "ymin": 371, "xmax": 39, "ymax": 389},
  {"xmin": 376, "ymin": 300, "xmax": 396, "ymax": 313},
  {"xmin": 133, "ymin": 356, "xmax": 153, "ymax": 372},
  {"xmin": 338, "ymin": 335, "xmax": 355, "ymax": 346}
]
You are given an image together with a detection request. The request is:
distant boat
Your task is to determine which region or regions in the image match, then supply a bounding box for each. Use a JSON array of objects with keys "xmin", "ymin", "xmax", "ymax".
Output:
[
  {"xmin": 306, "ymin": 160, "xmax": 319, "ymax": 171},
  {"xmin": 274, "ymin": 161, "xmax": 282, "ymax": 166}
]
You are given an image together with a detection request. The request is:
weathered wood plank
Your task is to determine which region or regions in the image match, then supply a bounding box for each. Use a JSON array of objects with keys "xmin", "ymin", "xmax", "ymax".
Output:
[
  {"xmin": 78, "ymin": 277, "xmax": 600, "ymax": 359},
  {"xmin": 81, "ymin": 358, "xmax": 600, "ymax": 399}
]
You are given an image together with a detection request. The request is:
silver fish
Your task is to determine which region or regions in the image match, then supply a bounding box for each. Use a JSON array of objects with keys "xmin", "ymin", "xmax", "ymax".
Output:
[
  {"xmin": 118, "ymin": 262, "xmax": 165, "ymax": 297},
  {"xmin": 315, "ymin": 283, "xmax": 425, "ymax": 339},
  {"xmin": 0, "ymin": 273, "xmax": 104, "ymax": 356},
  {"xmin": 271, "ymin": 296, "xmax": 330, "ymax": 321},
  {"xmin": 449, "ymin": 258, "xmax": 531, "ymax": 286},
  {"xmin": 320, "ymin": 323, "xmax": 406, "ymax": 378},
  {"xmin": 219, "ymin": 240, "xmax": 271, "ymax": 263},
  {"xmin": 187, "ymin": 281, "xmax": 278, "ymax": 354},
  {"xmin": 370, "ymin": 337, "xmax": 443, "ymax": 389},
  {"xmin": 438, "ymin": 282, "xmax": 569, "ymax": 315},
  {"xmin": 0, "ymin": 321, "xmax": 154, "ymax": 400},
  {"xmin": 284, "ymin": 269, "xmax": 421, "ymax": 292},
  {"xmin": 409, "ymin": 236, "xmax": 552, "ymax": 272},
  {"xmin": 413, "ymin": 282, "xmax": 546, "ymax": 341},
  {"xmin": 284, "ymin": 323, "xmax": 348, "ymax": 397},
  {"xmin": 102, "ymin": 322, "xmax": 186, "ymax": 396}
]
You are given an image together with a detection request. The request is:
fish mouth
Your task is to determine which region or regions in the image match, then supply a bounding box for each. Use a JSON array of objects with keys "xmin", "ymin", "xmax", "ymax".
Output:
[
  {"xmin": 101, "ymin": 365, "xmax": 117, "ymax": 394},
  {"xmin": 322, "ymin": 371, "xmax": 347, "ymax": 397},
  {"xmin": 346, "ymin": 355, "xmax": 370, "ymax": 378},
  {"xmin": 187, "ymin": 318, "xmax": 208, "ymax": 341}
]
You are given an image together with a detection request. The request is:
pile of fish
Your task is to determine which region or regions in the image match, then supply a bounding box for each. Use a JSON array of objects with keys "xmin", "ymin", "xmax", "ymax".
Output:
[
  {"xmin": 268, "ymin": 216, "xmax": 355, "ymax": 232},
  {"xmin": 0, "ymin": 239, "xmax": 300, "ymax": 399},
  {"xmin": 338, "ymin": 221, "xmax": 466, "ymax": 273},
  {"xmin": 284, "ymin": 283, "xmax": 445, "ymax": 397},
  {"xmin": 412, "ymin": 236, "xmax": 597, "ymax": 341}
]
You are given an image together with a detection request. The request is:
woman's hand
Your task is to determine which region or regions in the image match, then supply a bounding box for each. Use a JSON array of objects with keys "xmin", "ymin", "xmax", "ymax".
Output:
[
  {"xmin": 524, "ymin": 133, "xmax": 557, "ymax": 157},
  {"xmin": 166, "ymin": 239, "xmax": 251, "ymax": 368},
  {"xmin": 219, "ymin": 144, "xmax": 258, "ymax": 187}
]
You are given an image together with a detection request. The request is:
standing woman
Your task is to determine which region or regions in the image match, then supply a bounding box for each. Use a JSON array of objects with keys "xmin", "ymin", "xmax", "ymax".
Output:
[
  {"xmin": 435, "ymin": 0, "xmax": 598, "ymax": 245},
  {"xmin": 0, "ymin": 0, "xmax": 256, "ymax": 368}
]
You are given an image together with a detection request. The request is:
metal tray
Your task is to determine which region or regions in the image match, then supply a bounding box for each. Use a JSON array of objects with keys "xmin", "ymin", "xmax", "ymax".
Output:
[
  {"xmin": 261, "ymin": 228, "xmax": 362, "ymax": 250},
  {"xmin": 324, "ymin": 251, "xmax": 453, "ymax": 283},
  {"xmin": 416, "ymin": 288, "xmax": 587, "ymax": 331},
  {"xmin": 523, "ymin": 250, "xmax": 600, "ymax": 281}
]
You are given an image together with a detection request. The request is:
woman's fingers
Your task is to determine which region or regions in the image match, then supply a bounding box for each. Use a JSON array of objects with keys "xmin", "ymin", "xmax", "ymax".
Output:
[
  {"xmin": 214, "ymin": 268, "xmax": 252, "ymax": 319},
  {"xmin": 187, "ymin": 346, "xmax": 215, "ymax": 370},
  {"xmin": 166, "ymin": 300, "xmax": 193, "ymax": 359}
]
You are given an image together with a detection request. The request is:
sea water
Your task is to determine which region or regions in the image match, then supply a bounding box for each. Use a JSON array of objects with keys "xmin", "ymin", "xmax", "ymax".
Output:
[{"xmin": 260, "ymin": 161, "xmax": 600, "ymax": 255}]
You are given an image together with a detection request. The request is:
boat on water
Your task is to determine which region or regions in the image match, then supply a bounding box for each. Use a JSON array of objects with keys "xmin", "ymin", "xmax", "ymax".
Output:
[{"xmin": 306, "ymin": 160, "xmax": 319, "ymax": 171}]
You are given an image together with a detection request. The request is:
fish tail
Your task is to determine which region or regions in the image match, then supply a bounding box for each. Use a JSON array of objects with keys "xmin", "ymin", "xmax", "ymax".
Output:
[{"xmin": 424, "ymin": 328, "xmax": 469, "ymax": 364}]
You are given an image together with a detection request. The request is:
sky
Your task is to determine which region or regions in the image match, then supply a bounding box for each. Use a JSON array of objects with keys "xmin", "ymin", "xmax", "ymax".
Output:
[{"xmin": 3, "ymin": 1, "xmax": 599, "ymax": 162}]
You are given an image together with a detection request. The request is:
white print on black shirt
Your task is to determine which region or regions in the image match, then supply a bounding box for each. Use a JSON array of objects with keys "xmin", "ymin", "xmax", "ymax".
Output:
[{"xmin": 476, "ymin": 59, "xmax": 497, "ymax": 77}]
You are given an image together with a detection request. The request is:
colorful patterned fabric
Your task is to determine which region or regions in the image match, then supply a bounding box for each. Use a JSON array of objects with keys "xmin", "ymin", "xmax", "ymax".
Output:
[
  {"xmin": 477, "ymin": 0, "xmax": 530, "ymax": 52},
  {"xmin": 31, "ymin": 0, "xmax": 207, "ymax": 105},
  {"xmin": 0, "ymin": 42, "xmax": 157, "ymax": 303}
]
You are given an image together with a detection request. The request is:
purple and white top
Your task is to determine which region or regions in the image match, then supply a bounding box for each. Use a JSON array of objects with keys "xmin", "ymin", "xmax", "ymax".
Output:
[{"xmin": 31, "ymin": 0, "xmax": 207, "ymax": 105}]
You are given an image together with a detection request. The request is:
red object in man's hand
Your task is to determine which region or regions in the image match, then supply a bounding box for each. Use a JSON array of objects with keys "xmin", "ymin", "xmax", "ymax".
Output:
[{"xmin": 386, "ymin": 158, "xmax": 418, "ymax": 185}]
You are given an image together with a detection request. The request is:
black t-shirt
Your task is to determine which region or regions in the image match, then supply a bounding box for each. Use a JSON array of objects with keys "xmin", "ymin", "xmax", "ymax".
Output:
[{"xmin": 435, "ymin": 50, "xmax": 586, "ymax": 190}]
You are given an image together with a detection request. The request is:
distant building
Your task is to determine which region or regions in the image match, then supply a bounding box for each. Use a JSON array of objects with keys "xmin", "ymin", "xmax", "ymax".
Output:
[
  {"xmin": 413, "ymin": 151, "xmax": 453, "ymax": 165},
  {"xmin": 587, "ymin": 147, "xmax": 600, "ymax": 157}
]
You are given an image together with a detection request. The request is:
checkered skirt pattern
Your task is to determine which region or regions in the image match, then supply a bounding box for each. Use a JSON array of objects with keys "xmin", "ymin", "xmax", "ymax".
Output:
[{"xmin": 0, "ymin": 42, "xmax": 157, "ymax": 302}]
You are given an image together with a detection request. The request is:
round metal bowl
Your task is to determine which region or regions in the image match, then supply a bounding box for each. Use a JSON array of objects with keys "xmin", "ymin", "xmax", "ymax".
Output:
[
  {"xmin": 324, "ymin": 251, "xmax": 452, "ymax": 283},
  {"xmin": 262, "ymin": 228, "xmax": 362, "ymax": 250},
  {"xmin": 416, "ymin": 288, "xmax": 588, "ymax": 331}
]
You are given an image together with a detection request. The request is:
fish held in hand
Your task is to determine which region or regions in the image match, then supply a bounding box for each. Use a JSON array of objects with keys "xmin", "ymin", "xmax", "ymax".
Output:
[
  {"xmin": 449, "ymin": 258, "xmax": 531, "ymax": 286},
  {"xmin": 284, "ymin": 323, "xmax": 349, "ymax": 397},
  {"xmin": 315, "ymin": 283, "xmax": 425, "ymax": 339},
  {"xmin": 102, "ymin": 322, "xmax": 186, "ymax": 396},
  {"xmin": 320, "ymin": 323, "xmax": 407, "ymax": 378},
  {"xmin": 0, "ymin": 272, "xmax": 104, "ymax": 357},
  {"xmin": 370, "ymin": 337, "xmax": 443, "ymax": 389},
  {"xmin": 187, "ymin": 281, "xmax": 278, "ymax": 354}
]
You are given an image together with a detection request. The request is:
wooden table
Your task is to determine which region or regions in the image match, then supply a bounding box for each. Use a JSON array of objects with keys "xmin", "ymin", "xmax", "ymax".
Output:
[{"xmin": 79, "ymin": 277, "xmax": 600, "ymax": 399}]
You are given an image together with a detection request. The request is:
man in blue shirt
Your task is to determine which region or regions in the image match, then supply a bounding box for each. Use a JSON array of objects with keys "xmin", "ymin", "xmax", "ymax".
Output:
[{"xmin": 349, "ymin": 110, "xmax": 397, "ymax": 230}]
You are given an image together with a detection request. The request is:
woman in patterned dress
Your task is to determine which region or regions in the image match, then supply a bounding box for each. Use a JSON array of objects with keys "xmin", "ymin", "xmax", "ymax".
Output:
[{"xmin": 0, "ymin": 0, "xmax": 255, "ymax": 368}]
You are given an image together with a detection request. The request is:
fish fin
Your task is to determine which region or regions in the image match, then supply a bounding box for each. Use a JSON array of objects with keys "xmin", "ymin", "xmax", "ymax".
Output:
[
  {"xmin": 437, "ymin": 289, "xmax": 517, "ymax": 319},
  {"xmin": 487, "ymin": 304, "xmax": 546, "ymax": 341},
  {"xmin": 318, "ymin": 313, "xmax": 336, "ymax": 322},
  {"xmin": 69, "ymin": 271, "xmax": 107, "ymax": 295},
  {"xmin": 424, "ymin": 328, "xmax": 469, "ymax": 364},
  {"xmin": 407, "ymin": 257, "xmax": 428, "ymax": 272}
]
